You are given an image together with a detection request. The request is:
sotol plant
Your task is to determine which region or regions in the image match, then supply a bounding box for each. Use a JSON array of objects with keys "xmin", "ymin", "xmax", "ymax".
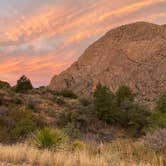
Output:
[{"xmin": 33, "ymin": 127, "xmax": 68, "ymax": 150}]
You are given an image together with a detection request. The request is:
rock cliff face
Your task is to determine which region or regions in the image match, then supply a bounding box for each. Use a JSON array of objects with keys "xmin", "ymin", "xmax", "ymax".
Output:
[{"xmin": 49, "ymin": 22, "xmax": 166, "ymax": 102}]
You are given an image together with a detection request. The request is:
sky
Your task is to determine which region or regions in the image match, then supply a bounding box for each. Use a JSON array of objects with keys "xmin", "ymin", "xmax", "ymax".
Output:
[{"xmin": 0, "ymin": 0, "xmax": 166, "ymax": 86}]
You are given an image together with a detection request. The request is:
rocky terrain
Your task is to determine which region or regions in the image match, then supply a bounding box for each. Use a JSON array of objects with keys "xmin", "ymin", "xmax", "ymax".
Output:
[
  {"xmin": 49, "ymin": 22, "xmax": 166, "ymax": 104},
  {"xmin": 0, "ymin": 22, "xmax": 165, "ymax": 166}
]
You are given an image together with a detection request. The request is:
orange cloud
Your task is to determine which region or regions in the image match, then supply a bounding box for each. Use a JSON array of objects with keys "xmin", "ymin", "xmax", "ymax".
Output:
[
  {"xmin": 99, "ymin": 0, "xmax": 166, "ymax": 21},
  {"xmin": 0, "ymin": 0, "xmax": 165, "ymax": 86},
  {"xmin": 1, "ymin": 0, "xmax": 165, "ymax": 46}
]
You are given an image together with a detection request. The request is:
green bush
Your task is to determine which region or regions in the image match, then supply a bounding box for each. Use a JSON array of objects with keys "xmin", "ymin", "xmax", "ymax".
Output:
[
  {"xmin": 26, "ymin": 97, "xmax": 36, "ymax": 110},
  {"xmin": 15, "ymin": 75, "xmax": 33, "ymax": 93},
  {"xmin": 147, "ymin": 93, "xmax": 166, "ymax": 131},
  {"xmin": 64, "ymin": 123, "xmax": 83, "ymax": 139},
  {"xmin": 0, "ymin": 96, "xmax": 2, "ymax": 105},
  {"xmin": 0, "ymin": 108, "xmax": 38, "ymax": 142},
  {"xmin": 155, "ymin": 93, "xmax": 166, "ymax": 113},
  {"xmin": 33, "ymin": 127, "xmax": 68, "ymax": 150},
  {"xmin": 9, "ymin": 108, "xmax": 33, "ymax": 122},
  {"xmin": 79, "ymin": 97, "xmax": 91, "ymax": 107},
  {"xmin": 126, "ymin": 105, "xmax": 150, "ymax": 136},
  {"xmin": 55, "ymin": 97, "xmax": 66, "ymax": 106},
  {"xmin": 11, "ymin": 118, "xmax": 36, "ymax": 140},
  {"xmin": 0, "ymin": 80, "xmax": 10, "ymax": 89},
  {"xmin": 94, "ymin": 83, "xmax": 118, "ymax": 124},
  {"xmin": 12, "ymin": 96, "xmax": 22, "ymax": 105},
  {"xmin": 0, "ymin": 116, "xmax": 6, "ymax": 127},
  {"xmin": 8, "ymin": 108, "xmax": 37, "ymax": 140},
  {"xmin": 54, "ymin": 90, "xmax": 78, "ymax": 99},
  {"xmin": 57, "ymin": 111, "xmax": 74, "ymax": 127},
  {"xmin": 148, "ymin": 112, "xmax": 166, "ymax": 130},
  {"xmin": 0, "ymin": 127, "xmax": 10, "ymax": 143}
]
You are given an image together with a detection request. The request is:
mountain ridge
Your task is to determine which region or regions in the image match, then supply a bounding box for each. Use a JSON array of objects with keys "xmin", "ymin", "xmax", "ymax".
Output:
[{"xmin": 49, "ymin": 22, "xmax": 166, "ymax": 104}]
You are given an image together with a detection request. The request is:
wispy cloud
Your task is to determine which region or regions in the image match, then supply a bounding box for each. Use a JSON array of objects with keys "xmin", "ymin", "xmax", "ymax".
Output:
[{"xmin": 0, "ymin": 0, "xmax": 165, "ymax": 86}]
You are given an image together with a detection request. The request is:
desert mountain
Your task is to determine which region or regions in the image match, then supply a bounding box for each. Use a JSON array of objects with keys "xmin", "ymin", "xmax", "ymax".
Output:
[{"xmin": 49, "ymin": 22, "xmax": 166, "ymax": 103}]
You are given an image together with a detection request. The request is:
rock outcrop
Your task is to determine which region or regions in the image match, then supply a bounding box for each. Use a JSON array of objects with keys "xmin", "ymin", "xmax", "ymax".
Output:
[{"xmin": 49, "ymin": 22, "xmax": 166, "ymax": 103}]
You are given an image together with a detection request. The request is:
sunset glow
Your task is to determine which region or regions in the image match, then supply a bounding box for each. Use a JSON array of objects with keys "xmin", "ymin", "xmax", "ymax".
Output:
[{"xmin": 0, "ymin": 0, "xmax": 166, "ymax": 86}]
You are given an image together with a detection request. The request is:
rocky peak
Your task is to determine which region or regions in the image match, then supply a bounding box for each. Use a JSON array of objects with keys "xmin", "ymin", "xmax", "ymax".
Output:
[{"xmin": 49, "ymin": 22, "xmax": 166, "ymax": 104}]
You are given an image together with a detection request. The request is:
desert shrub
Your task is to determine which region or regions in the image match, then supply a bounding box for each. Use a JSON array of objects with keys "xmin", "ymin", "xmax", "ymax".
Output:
[
  {"xmin": 15, "ymin": 75, "xmax": 33, "ymax": 93},
  {"xmin": 147, "ymin": 93, "xmax": 166, "ymax": 130},
  {"xmin": 0, "ymin": 108, "xmax": 37, "ymax": 142},
  {"xmin": 58, "ymin": 110, "xmax": 89, "ymax": 132},
  {"xmin": 55, "ymin": 90, "xmax": 78, "ymax": 99},
  {"xmin": 11, "ymin": 118, "xmax": 36, "ymax": 140},
  {"xmin": 33, "ymin": 115, "xmax": 47, "ymax": 128},
  {"xmin": 57, "ymin": 111, "xmax": 74, "ymax": 126},
  {"xmin": 12, "ymin": 96, "xmax": 22, "ymax": 105},
  {"xmin": 79, "ymin": 97, "xmax": 91, "ymax": 107},
  {"xmin": 26, "ymin": 97, "xmax": 36, "ymax": 110},
  {"xmin": 126, "ymin": 105, "xmax": 150, "ymax": 136},
  {"xmin": 64, "ymin": 123, "xmax": 83, "ymax": 139},
  {"xmin": 9, "ymin": 108, "xmax": 33, "ymax": 122},
  {"xmin": 0, "ymin": 106, "xmax": 10, "ymax": 116},
  {"xmin": 73, "ymin": 113, "xmax": 89, "ymax": 132},
  {"xmin": 148, "ymin": 111, "xmax": 166, "ymax": 130},
  {"xmin": 8, "ymin": 108, "xmax": 37, "ymax": 141},
  {"xmin": 94, "ymin": 83, "xmax": 118, "ymax": 124},
  {"xmin": 72, "ymin": 140, "xmax": 86, "ymax": 151},
  {"xmin": 0, "ymin": 116, "xmax": 14, "ymax": 142},
  {"xmin": 155, "ymin": 93, "xmax": 166, "ymax": 113},
  {"xmin": 0, "ymin": 80, "xmax": 10, "ymax": 89},
  {"xmin": 116, "ymin": 85, "xmax": 135, "ymax": 107},
  {"xmin": 0, "ymin": 116, "xmax": 15, "ymax": 132},
  {"xmin": 0, "ymin": 96, "xmax": 2, "ymax": 106},
  {"xmin": 0, "ymin": 116, "xmax": 6, "ymax": 127},
  {"xmin": 33, "ymin": 127, "xmax": 68, "ymax": 150},
  {"xmin": 0, "ymin": 127, "xmax": 11, "ymax": 143},
  {"xmin": 55, "ymin": 97, "xmax": 66, "ymax": 106},
  {"xmin": 143, "ymin": 128, "xmax": 166, "ymax": 152}
]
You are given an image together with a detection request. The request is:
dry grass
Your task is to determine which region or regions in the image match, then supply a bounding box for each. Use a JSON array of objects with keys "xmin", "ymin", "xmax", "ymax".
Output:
[{"xmin": 0, "ymin": 139, "xmax": 165, "ymax": 166}]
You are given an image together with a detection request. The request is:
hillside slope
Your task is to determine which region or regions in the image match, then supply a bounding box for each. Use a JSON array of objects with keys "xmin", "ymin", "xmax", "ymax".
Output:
[{"xmin": 49, "ymin": 22, "xmax": 166, "ymax": 103}]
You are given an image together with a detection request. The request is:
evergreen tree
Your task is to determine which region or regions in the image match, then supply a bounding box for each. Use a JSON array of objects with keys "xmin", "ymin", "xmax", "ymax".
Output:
[
  {"xmin": 116, "ymin": 85, "xmax": 135, "ymax": 107},
  {"xmin": 94, "ymin": 83, "xmax": 118, "ymax": 123},
  {"xmin": 16, "ymin": 75, "xmax": 33, "ymax": 93}
]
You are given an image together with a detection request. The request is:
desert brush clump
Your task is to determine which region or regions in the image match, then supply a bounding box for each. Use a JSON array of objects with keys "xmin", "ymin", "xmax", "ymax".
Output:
[
  {"xmin": 79, "ymin": 97, "xmax": 92, "ymax": 107},
  {"xmin": 54, "ymin": 96, "xmax": 66, "ymax": 106},
  {"xmin": 32, "ymin": 127, "xmax": 68, "ymax": 150},
  {"xmin": 63, "ymin": 123, "xmax": 83, "ymax": 139},
  {"xmin": 51, "ymin": 89, "xmax": 78, "ymax": 99},
  {"xmin": 143, "ymin": 128, "xmax": 166, "ymax": 152},
  {"xmin": 0, "ymin": 81, "xmax": 10, "ymax": 89},
  {"xmin": 147, "ymin": 92, "xmax": 166, "ymax": 130},
  {"xmin": 155, "ymin": 92, "xmax": 166, "ymax": 113},
  {"xmin": 0, "ymin": 108, "xmax": 38, "ymax": 142}
]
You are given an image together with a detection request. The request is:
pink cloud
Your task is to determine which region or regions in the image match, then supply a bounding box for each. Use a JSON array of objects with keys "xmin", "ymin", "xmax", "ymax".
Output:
[{"xmin": 0, "ymin": 0, "xmax": 165, "ymax": 86}]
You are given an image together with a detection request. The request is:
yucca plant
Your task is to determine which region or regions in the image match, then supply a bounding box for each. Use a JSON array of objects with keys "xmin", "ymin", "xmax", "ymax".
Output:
[{"xmin": 33, "ymin": 127, "xmax": 68, "ymax": 150}]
